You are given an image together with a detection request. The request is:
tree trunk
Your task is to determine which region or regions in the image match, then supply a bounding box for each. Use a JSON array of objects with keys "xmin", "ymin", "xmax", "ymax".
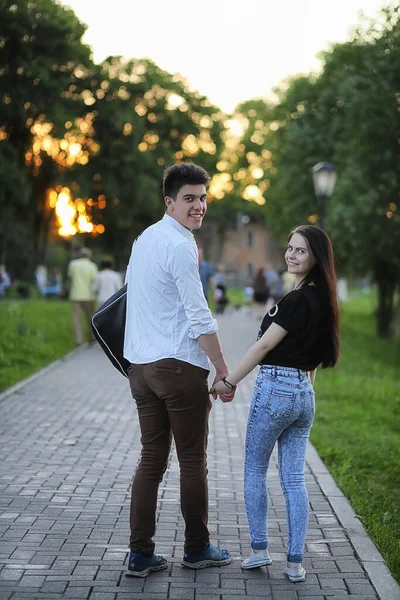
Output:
[
  {"xmin": 29, "ymin": 158, "xmax": 55, "ymax": 279},
  {"xmin": 374, "ymin": 260, "xmax": 398, "ymax": 338}
]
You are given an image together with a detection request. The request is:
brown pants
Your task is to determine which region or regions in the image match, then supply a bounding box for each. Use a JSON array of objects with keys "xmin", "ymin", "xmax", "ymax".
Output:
[
  {"xmin": 128, "ymin": 359, "xmax": 211, "ymax": 556},
  {"xmin": 70, "ymin": 300, "xmax": 95, "ymax": 345}
]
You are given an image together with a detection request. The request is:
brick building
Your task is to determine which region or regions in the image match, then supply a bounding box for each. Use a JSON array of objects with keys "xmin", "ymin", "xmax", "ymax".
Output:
[{"xmin": 196, "ymin": 217, "xmax": 285, "ymax": 287}]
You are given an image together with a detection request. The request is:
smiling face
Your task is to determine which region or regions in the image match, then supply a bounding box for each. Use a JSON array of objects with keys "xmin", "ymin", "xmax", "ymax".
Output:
[
  {"xmin": 285, "ymin": 232, "xmax": 316, "ymax": 278},
  {"xmin": 165, "ymin": 184, "xmax": 207, "ymax": 230}
]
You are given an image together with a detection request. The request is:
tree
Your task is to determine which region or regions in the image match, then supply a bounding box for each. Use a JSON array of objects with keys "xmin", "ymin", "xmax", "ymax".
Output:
[
  {"xmin": 317, "ymin": 4, "xmax": 400, "ymax": 337},
  {"xmin": 0, "ymin": 0, "xmax": 93, "ymax": 274},
  {"xmin": 206, "ymin": 99, "xmax": 276, "ymax": 238},
  {"xmin": 71, "ymin": 56, "xmax": 226, "ymax": 266},
  {"xmin": 240, "ymin": 3, "xmax": 400, "ymax": 337}
]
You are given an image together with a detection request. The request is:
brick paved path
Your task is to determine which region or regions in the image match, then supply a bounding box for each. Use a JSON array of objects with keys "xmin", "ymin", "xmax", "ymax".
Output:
[{"xmin": 0, "ymin": 309, "xmax": 397, "ymax": 599}]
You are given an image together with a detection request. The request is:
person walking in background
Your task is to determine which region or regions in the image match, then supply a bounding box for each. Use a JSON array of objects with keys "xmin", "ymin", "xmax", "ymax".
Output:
[
  {"xmin": 213, "ymin": 267, "xmax": 229, "ymax": 314},
  {"xmin": 214, "ymin": 282, "xmax": 229, "ymax": 314},
  {"xmin": 264, "ymin": 263, "xmax": 284, "ymax": 313},
  {"xmin": 124, "ymin": 162, "xmax": 234, "ymax": 578},
  {"xmin": 42, "ymin": 267, "xmax": 62, "ymax": 298},
  {"xmin": 252, "ymin": 267, "xmax": 269, "ymax": 317},
  {"xmin": 211, "ymin": 225, "xmax": 340, "ymax": 584},
  {"xmin": 244, "ymin": 282, "xmax": 255, "ymax": 307},
  {"xmin": 92, "ymin": 257, "xmax": 122, "ymax": 308},
  {"xmin": 0, "ymin": 265, "xmax": 11, "ymax": 298},
  {"xmin": 67, "ymin": 247, "xmax": 98, "ymax": 345},
  {"xmin": 198, "ymin": 246, "xmax": 215, "ymax": 302}
]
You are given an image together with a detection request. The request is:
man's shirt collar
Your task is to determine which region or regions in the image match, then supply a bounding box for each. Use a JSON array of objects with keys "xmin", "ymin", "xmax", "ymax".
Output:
[{"xmin": 162, "ymin": 213, "xmax": 194, "ymax": 241}]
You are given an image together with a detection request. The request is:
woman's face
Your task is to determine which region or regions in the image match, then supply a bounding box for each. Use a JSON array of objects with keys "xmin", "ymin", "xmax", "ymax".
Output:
[{"xmin": 285, "ymin": 233, "xmax": 316, "ymax": 277}]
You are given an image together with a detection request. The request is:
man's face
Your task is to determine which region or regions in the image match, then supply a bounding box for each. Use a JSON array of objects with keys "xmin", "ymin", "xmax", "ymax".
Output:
[{"xmin": 165, "ymin": 184, "xmax": 207, "ymax": 230}]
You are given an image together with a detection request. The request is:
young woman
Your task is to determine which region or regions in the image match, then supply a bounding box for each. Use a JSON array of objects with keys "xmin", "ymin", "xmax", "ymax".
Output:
[{"xmin": 211, "ymin": 225, "xmax": 339, "ymax": 583}]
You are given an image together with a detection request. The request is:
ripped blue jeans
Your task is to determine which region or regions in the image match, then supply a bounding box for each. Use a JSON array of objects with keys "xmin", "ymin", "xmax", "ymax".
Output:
[{"xmin": 244, "ymin": 365, "xmax": 315, "ymax": 563}]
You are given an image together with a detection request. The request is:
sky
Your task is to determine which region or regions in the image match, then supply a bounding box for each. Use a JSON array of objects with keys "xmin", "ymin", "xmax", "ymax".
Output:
[{"xmin": 59, "ymin": 0, "xmax": 386, "ymax": 114}]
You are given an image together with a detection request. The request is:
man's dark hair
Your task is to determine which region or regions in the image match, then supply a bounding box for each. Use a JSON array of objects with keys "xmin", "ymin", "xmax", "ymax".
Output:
[{"xmin": 163, "ymin": 162, "xmax": 211, "ymax": 199}]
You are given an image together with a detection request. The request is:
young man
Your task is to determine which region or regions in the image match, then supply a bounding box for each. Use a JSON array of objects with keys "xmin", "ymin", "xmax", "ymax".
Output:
[{"xmin": 124, "ymin": 163, "xmax": 235, "ymax": 577}]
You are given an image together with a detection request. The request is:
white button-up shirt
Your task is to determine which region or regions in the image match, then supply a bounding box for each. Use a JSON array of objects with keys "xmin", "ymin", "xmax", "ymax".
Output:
[{"xmin": 123, "ymin": 214, "xmax": 218, "ymax": 370}]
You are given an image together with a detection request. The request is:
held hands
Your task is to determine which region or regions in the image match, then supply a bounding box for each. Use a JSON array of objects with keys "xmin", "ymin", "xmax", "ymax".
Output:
[
  {"xmin": 209, "ymin": 377, "xmax": 237, "ymax": 403},
  {"xmin": 209, "ymin": 356, "xmax": 236, "ymax": 403}
]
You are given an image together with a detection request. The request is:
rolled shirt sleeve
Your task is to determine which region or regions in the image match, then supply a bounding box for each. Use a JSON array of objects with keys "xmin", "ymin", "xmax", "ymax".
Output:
[{"xmin": 168, "ymin": 242, "xmax": 218, "ymax": 339}]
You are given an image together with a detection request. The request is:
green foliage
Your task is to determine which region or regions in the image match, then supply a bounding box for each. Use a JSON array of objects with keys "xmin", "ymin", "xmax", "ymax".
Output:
[
  {"xmin": 263, "ymin": 75, "xmax": 328, "ymax": 240},
  {"xmin": 0, "ymin": 0, "xmax": 94, "ymax": 272},
  {"xmin": 264, "ymin": 5, "xmax": 400, "ymax": 279},
  {"xmin": 229, "ymin": 3, "xmax": 400, "ymax": 335},
  {"xmin": 0, "ymin": 0, "xmax": 228, "ymax": 272},
  {"xmin": 75, "ymin": 57, "xmax": 227, "ymax": 266},
  {"xmin": 312, "ymin": 293, "xmax": 400, "ymax": 582}
]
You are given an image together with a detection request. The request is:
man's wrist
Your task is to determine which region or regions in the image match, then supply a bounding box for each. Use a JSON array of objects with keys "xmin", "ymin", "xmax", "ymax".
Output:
[
  {"xmin": 211, "ymin": 354, "xmax": 224, "ymax": 364},
  {"xmin": 215, "ymin": 365, "xmax": 228, "ymax": 378},
  {"xmin": 213, "ymin": 356, "xmax": 228, "ymax": 374}
]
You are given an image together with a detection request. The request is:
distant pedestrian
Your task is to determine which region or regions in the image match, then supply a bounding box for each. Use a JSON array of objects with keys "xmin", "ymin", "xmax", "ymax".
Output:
[
  {"xmin": 92, "ymin": 258, "xmax": 122, "ymax": 308},
  {"xmin": 211, "ymin": 225, "xmax": 340, "ymax": 584},
  {"xmin": 244, "ymin": 283, "xmax": 254, "ymax": 305},
  {"xmin": 67, "ymin": 248, "xmax": 98, "ymax": 345},
  {"xmin": 264, "ymin": 263, "xmax": 284, "ymax": 312},
  {"xmin": 214, "ymin": 283, "xmax": 229, "ymax": 314},
  {"xmin": 43, "ymin": 267, "xmax": 62, "ymax": 298},
  {"xmin": 253, "ymin": 268, "xmax": 269, "ymax": 305},
  {"xmin": 0, "ymin": 265, "xmax": 11, "ymax": 298},
  {"xmin": 252, "ymin": 268, "xmax": 269, "ymax": 316},
  {"xmin": 198, "ymin": 246, "xmax": 215, "ymax": 302}
]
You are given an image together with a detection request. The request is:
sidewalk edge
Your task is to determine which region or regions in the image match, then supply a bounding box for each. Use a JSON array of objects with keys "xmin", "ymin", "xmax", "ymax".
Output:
[
  {"xmin": 0, "ymin": 344, "xmax": 89, "ymax": 403},
  {"xmin": 307, "ymin": 442, "xmax": 400, "ymax": 600}
]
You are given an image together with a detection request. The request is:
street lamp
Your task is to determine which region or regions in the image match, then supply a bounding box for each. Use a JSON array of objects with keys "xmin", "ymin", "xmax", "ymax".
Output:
[
  {"xmin": 311, "ymin": 162, "xmax": 337, "ymax": 230},
  {"xmin": 235, "ymin": 213, "xmax": 250, "ymax": 285}
]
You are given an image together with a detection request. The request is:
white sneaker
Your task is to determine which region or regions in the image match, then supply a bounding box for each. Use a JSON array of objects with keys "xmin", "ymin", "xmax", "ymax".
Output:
[
  {"xmin": 284, "ymin": 565, "xmax": 306, "ymax": 582},
  {"xmin": 241, "ymin": 548, "xmax": 272, "ymax": 569}
]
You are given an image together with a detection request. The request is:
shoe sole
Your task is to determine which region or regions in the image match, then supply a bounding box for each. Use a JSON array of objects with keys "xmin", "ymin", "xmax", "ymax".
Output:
[
  {"xmin": 181, "ymin": 557, "xmax": 232, "ymax": 569},
  {"xmin": 126, "ymin": 563, "xmax": 168, "ymax": 577},
  {"xmin": 242, "ymin": 558, "xmax": 272, "ymax": 569},
  {"xmin": 284, "ymin": 570, "xmax": 306, "ymax": 583}
]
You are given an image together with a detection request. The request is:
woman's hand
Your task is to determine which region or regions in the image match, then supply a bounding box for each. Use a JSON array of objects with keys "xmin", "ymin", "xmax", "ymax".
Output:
[{"xmin": 210, "ymin": 379, "xmax": 236, "ymax": 397}]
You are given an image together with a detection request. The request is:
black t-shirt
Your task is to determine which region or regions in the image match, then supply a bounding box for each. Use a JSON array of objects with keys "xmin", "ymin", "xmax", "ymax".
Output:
[{"xmin": 258, "ymin": 285, "xmax": 326, "ymax": 371}]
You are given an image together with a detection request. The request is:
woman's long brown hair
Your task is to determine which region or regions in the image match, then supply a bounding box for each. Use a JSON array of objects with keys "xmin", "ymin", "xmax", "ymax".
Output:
[{"xmin": 289, "ymin": 225, "xmax": 340, "ymax": 368}]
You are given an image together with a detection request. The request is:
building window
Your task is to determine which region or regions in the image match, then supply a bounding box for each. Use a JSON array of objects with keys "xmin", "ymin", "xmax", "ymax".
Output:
[
  {"xmin": 247, "ymin": 230, "xmax": 254, "ymax": 248},
  {"xmin": 247, "ymin": 263, "xmax": 254, "ymax": 278}
]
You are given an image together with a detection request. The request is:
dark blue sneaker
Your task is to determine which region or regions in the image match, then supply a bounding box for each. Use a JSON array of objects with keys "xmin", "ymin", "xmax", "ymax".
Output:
[
  {"xmin": 182, "ymin": 543, "xmax": 232, "ymax": 569},
  {"xmin": 126, "ymin": 552, "xmax": 168, "ymax": 577}
]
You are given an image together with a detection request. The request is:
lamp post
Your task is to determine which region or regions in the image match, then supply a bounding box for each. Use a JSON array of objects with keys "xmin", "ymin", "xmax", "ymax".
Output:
[
  {"xmin": 311, "ymin": 162, "xmax": 337, "ymax": 230},
  {"xmin": 235, "ymin": 212, "xmax": 250, "ymax": 285}
]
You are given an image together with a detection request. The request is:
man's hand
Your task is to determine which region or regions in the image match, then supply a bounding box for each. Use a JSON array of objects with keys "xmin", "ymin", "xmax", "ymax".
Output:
[
  {"xmin": 209, "ymin": 357, "xmax": 229, "ymax": 399},
  {"xmin": 218, "ymin": 389, "xmax": 236, "ymax": 403}
]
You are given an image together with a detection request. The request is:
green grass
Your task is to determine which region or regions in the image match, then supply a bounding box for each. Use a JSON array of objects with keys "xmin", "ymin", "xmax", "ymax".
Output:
[
  {"xmin": 312, "ymin": 293, "xmax": 400, "ymax": 582},
  {"xmin": 0, "ymin": 299, "xmax": 76, "ymax": 391}
]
